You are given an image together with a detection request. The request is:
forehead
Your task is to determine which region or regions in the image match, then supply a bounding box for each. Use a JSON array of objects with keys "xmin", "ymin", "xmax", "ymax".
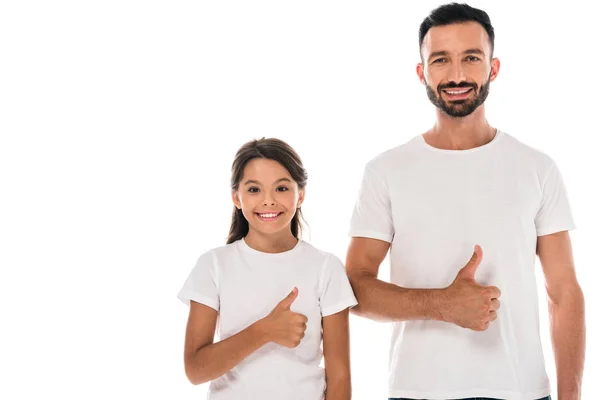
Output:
[
  {"xmin": 242, "ymin": 158, "xmax": 291, "ymax": 179},
  {"xmin": 422, "ymin": 21, "xmax": 491, "ymax": 57}
]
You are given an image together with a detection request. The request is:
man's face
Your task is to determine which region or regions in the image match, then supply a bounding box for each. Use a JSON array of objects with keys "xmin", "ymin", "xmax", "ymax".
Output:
[{"xmin": 417, "ymin": 21, "xmax": 500, "ymax": 118}]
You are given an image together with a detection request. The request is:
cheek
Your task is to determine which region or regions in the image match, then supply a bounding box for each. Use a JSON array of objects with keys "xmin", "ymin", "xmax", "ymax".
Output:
[
  {"xmin": 424, "ymin": 65, "xmax": 442, "ymax": 81},
  {"xmin": 238, "ymin": 194, "xmax": 257, "ymax": 210},
  {"xmin": 466, "ymin": 63, "xmax": 489, "ymax": 79},
  {"xmin": 281, "ymin": 191, "xmax": 300, "ymax": 209},
  {"xmin": 424, "ymin": 74, "xmax": 441, "ymax": 92}
]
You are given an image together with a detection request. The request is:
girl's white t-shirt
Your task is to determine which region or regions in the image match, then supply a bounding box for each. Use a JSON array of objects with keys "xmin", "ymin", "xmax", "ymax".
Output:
[
  {"xmin": 178, "ymin": 238, "xmax": 358, "ymax": 400},
  {"xmin": 349, "ymin": 130, "xmax": 576, "ymax": 400}
]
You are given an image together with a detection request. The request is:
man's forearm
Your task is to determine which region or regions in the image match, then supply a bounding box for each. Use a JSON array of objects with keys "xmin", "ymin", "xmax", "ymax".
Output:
[
  {"xmin": 550, "ymin": 284, "xmax": 585, "ymax": 399},
  {"xmin": 324, "ymin": 376, "xmax": 351, "ymax": 400},
  {"xmin": 348, "ymin": 273, "xmax": 446, "ymax": 322}
]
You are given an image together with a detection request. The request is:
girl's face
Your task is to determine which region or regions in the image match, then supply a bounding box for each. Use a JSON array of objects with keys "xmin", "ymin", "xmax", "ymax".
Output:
[{"xmin": 232, "ymin": 158, "xmax": 304, "ymax": 238}]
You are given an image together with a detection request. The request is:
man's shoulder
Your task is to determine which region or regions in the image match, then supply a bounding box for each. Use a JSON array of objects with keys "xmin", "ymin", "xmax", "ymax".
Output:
[
  {"xmin": 365, "ymin": 135, "xmax": 423, "ymax": 172},
  {"xmin": 500, "ymin": 131, "xmax": 556, "ymax": 168}
]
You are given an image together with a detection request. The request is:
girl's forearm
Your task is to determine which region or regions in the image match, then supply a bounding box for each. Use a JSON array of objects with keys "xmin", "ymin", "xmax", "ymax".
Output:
[{"xmin": 185, "ymin": 319, "xmax": 269, "ymax": 385}]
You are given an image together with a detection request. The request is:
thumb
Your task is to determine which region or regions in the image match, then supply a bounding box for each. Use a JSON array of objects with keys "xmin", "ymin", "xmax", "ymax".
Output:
[
  {"xmin": 458, "ymin": 245, "xmax": 483, "ymax": 279},
  {"xmin": 276, "ymin": 287, "xmax": 298, "ymax": 310}
]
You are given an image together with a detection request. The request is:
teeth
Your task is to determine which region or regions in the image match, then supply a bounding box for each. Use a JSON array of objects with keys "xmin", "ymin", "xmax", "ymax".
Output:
[
  {"xmin": 445, "ymin": 89, "xmax": 470, "ymax": 94},
  {"xmin": 259, "ymin": 213, "xmax": 279, "ymax": 218}
]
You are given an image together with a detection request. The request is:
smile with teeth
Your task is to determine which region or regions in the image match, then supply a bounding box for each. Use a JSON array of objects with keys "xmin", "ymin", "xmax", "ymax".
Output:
[
  {"xmin": 256, "ymin": 212, "xmax": 283, "ymax": 220},
  {"xmin": 443, "ymin": 88, "xmax": 472, "ymax": 95}
]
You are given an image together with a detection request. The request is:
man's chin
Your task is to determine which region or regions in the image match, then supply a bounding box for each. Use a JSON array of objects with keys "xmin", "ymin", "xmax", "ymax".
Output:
[
  {"xmin": 447, "ymin": 99, "xmax": 468, "ymax": 105},
  {"xmin": 438, "ymin": 100, "xmax": 480, "ymax": 117}
]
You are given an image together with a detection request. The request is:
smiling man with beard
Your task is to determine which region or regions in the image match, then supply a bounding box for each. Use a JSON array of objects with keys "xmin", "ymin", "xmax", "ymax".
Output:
[{"xmin": 345, "ymin": 3, "xmax": 585, "ymax": 400}]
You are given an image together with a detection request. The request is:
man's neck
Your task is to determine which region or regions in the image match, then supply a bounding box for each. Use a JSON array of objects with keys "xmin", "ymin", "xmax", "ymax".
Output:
[{"xmin": 424, "ymin": 106, "xmax": 496, "ymax": 150}]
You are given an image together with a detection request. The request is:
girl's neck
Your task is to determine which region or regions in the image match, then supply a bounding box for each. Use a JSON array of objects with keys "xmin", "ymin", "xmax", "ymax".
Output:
[{"xmin": 244, "ymin": 229, "xmax": 298, "ymax": 254}]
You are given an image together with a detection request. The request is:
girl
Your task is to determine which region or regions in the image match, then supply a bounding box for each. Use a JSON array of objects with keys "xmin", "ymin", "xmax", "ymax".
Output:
[{"xmin": 177, "ymin": 138, "xmax": 357, "ymax": 400}]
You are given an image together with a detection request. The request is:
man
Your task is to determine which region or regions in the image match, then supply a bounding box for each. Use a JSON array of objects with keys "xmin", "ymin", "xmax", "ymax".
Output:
[{"xmin": 346, "ymin": 3, "xmax": 585, "ymax": 400}]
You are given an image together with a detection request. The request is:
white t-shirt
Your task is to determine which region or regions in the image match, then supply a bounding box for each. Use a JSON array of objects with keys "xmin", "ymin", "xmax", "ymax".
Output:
[
  {"xmin": 178, "ymin": 238, "xmax": 358, "ymax": 400},
  {"xmin": 349, "ymin": 130, "xmax": 575, "ymax": 400}
]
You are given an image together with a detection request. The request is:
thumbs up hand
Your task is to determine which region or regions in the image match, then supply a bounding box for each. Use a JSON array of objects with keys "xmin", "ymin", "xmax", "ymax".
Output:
[
  {"xmin": 259, "ymin": 287, "xmax": 308, "ymax": 348},
  {"xmin": 442, "ymin": 245, "xmax": 501, "ymax": 331}
]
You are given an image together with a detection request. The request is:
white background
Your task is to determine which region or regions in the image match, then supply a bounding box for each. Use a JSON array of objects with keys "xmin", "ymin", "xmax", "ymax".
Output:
[{"xmin": 1, "ymin": 0, "xmax": 598, "ymax": 399}]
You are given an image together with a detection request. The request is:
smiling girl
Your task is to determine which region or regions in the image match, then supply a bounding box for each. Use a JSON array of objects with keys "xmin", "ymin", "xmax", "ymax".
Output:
[{"xmin": 177, "ymin": 138, "xmax": 357, "ymax": 400}]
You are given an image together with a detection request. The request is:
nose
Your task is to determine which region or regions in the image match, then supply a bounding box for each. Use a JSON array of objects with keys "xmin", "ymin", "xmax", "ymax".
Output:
[
  {"xmin": 262, "ymin": 193, "xmax": 277, "ymax": 206},
  {"xmin": 448, "ymin": 60, "xmax": 466, "ymax": 84}
]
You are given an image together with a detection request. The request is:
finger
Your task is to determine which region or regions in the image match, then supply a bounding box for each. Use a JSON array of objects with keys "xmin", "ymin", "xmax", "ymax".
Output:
[
  {"xmin": 293, "ymin": 313, "xmax": 308, "ymax": 324},
  {"xmin": 286, "ymin": 340, "xmax": 299, "ymax": 349},
  {"xmin": 276, "ymin": 287, "xmax": 298, "ymax": 309},
  {"xmin": 294, "ymin": 318, "xmax": 307, "ymax": 328},
  {"xmin": 486, "ymin": 286, "xmax": 501, "ymax": 299},
  {"xmin": 458, "ymin": 245, "xmax": 483, "ymax": 279},
  {"xmin": 473, "ymin": 320, "xmax": 489, "ymax": 331},
  {"xmin": 490, "ymin": 298, "xmax": 500, "ymax": 311}
]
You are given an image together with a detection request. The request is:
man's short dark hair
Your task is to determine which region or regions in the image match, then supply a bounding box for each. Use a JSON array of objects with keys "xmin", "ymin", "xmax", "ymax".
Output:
[{"xmin": 419, "ymin": 3, "xmax": 495, "ymax": 55}]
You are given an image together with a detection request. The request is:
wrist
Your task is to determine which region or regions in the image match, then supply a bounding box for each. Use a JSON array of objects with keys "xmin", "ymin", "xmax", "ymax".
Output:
[
  {"xmin": 558, "ymin": 386, "xmax": 581, "ymax": 400},
  {"xmin": 558, "ymin": 393, "xmax": 580, "ymax": 400},
  {"xmin": 251, "ymin": 318, "xmax": 271, "ymax": 345},
  {"xmin": 429, "ymin": 288, "xmax": 451, "ymax": 322}
]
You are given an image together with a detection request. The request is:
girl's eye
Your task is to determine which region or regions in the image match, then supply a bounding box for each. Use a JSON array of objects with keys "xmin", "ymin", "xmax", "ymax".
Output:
[
  {"xmin": 248, "ymin": 187, "xmax": 259, "ymax": 193},
  {"xmin": 276, "ymin": 186, "xmax": 289, "ymax": 192}
]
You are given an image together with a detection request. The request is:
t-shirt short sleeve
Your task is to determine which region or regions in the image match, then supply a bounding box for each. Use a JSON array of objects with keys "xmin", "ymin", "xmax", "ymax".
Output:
[
  {"xmin": 177, "ymin": 252, "xmax": 220, "ymax": 311},
  {"xmin": 348, "ymin": 162, "xmax": 394, "ymax": 243},
  {"xmin": 319, "ymin": 255, "xmax": 358, "ymax": 317},
  {"xmin": 535, "ymin": 161, "xmax": 576, "ymax": 236}
]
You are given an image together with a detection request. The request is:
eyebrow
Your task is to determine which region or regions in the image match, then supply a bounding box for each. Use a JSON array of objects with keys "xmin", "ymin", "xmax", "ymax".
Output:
[
  {"xmin": 428, "ymin": 50, "xmax": 449, "ymax": 61},
  {"xmin": 243, "ymin": 177, "xmax": 292, "ymax": 186},
  {"xmin": 428, "ymin": 48, "xmax": 486, "ymax": 62},
  {"xmin": 463, "ymin": 48, "xmax": 486, "ymax": 56}
]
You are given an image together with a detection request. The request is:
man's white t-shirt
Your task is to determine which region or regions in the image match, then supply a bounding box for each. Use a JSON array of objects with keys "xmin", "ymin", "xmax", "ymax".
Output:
[
  {"xmin": 178, "ymin": 238, "xmax": 358, "ymax": 400},
  {"xmin": 349, "ymin": 130, "xmax": 575, "ymax": 400}
]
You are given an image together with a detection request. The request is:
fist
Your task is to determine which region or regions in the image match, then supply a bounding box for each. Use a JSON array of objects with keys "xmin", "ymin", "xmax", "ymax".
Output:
[
  {"xmin": 444, "ymin": 245, "xmax": 501, "ymax": 331},
  {"xmin": 262, "ymin": 287, "xmax": 308, "ymax": 348}
]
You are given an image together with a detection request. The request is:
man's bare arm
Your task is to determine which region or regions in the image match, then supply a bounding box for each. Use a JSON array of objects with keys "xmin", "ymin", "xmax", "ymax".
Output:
[
  {"xmin": 537, "ymin": 231, "xmax": 585, "ymax": 400},
  {"xmin": 345, "ymin": 237, "xmax": 500, "ymax": 331}
]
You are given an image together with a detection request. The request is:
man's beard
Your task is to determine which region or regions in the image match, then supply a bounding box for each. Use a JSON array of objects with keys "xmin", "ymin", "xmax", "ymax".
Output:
[{"xmin": 426, "ymin": 78, "xmax": 490, "ymax": 118}]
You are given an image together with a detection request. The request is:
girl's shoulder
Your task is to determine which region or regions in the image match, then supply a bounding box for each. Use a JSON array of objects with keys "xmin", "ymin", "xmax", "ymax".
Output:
[
  {"xmin": 296, "ymin": 240, "xmax": 345, "ymax": 269},
  {"xmin": 192, "ymin": 240, "xmax": 243, "ymax": 268}
]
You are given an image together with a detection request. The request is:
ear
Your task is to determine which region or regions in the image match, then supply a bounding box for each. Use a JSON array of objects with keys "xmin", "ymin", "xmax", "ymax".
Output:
[
  {"xmin": 231, "ymin": 190, "xmax": 241, "ymax": 209},
  {"xmin": 489, "ymin": 57, "xmax": 500, "ymax": 82},
  {"xmin": 297, "ymin": 188, "xmax": 306, "ymax": 209},
  {"xmin": 416, "ymin": 63, "xmax": 426, "ymax": 85}
]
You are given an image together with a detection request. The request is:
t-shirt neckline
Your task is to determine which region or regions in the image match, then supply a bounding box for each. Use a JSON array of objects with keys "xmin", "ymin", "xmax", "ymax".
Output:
[
  {"xmin": 419, "ymin": 129, "xmax": 504, "ymax": 154},
  {"xmin": 239, "ymin": 237, "xmax": 303, "ymax": 258}
]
